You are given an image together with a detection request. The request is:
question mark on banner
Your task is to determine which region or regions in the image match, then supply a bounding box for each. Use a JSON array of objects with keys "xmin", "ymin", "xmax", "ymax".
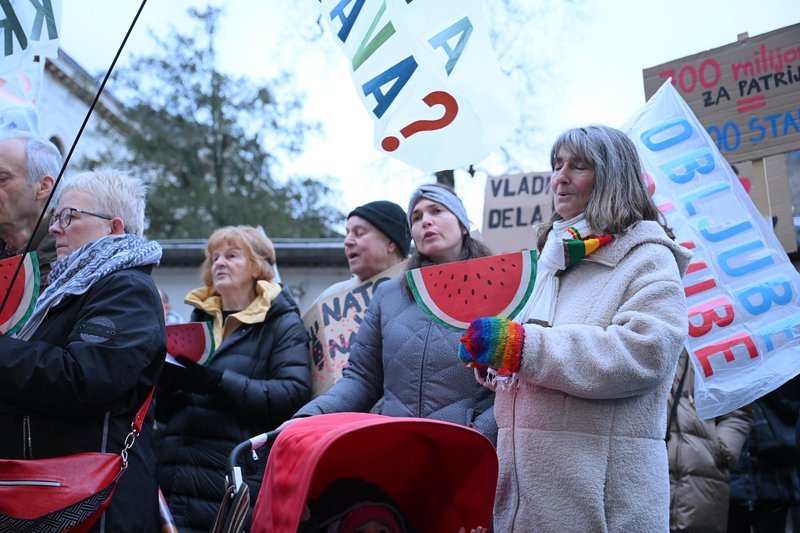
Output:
[{"xmin": 381, "ymin": 91, "xmax": 459, "ymax": 152}]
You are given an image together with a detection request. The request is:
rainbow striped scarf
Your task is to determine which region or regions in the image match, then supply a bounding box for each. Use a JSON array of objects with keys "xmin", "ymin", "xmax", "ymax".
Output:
[
  {"xmin": 563, "ymin": 227, "xmax": 614, "ymax": 267},
  {"xmin": 517, "ymin": 215, "xmax": 614, "ymax": 327}
]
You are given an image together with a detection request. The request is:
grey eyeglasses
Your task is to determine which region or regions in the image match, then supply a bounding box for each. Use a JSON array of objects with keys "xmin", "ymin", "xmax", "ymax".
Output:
[{"xmin": 49, "ymin": 207, "xmax": 114, "ymax": 229}]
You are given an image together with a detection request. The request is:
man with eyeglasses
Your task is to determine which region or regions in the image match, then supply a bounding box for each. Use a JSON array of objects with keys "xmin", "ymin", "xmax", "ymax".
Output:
[{"xmin": 0, "ymin": 131, "xmax": 63, "ymax": 288}]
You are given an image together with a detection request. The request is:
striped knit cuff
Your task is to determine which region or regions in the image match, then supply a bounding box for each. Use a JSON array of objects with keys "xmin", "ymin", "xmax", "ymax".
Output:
[
  {"xmin": 460, "ymin": 317, "xmax": 524, "ymax": 373},
  {"xmin": 488, "ymin": 319, "xmax": 523, "ymax": 373}
]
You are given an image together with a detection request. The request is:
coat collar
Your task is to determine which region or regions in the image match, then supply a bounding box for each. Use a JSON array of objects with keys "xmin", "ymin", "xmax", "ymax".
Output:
[
  {"xmin": 587, "ymin": 221, "xmax": 692, "ymax": 277},
  {"xmin": 185, "ymin": 279, "xmax": 282, "ymax": 346}
]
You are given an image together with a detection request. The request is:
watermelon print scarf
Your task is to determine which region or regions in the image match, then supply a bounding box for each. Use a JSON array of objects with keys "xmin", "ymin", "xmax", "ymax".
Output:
[{"xmin": 518, "ymin": 213, "xmax": 614, "ymax": 327}]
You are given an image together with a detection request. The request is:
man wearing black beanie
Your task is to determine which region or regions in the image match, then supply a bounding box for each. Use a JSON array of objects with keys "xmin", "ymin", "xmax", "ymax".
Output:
[
  {"xmin": 302, "ymin": 200, "xmax": 411, "ymax": 398},
  {"xmin": 343, "ymin": 200, "xmax": 410, "ymax": 281}
]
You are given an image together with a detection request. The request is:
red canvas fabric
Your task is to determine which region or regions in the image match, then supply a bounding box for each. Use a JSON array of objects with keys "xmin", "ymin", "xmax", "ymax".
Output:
[{"xmin": 251, "ymin": 413, "xmax": 498, "ymax": 533}]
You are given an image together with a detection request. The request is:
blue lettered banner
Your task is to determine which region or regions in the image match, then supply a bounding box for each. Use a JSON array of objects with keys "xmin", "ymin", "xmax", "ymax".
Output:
[
  {"xmin": 623, "ymin": 80, "xmax": 800, "ymax": 419},
  {"xmin": 316, "ymin": 0, "xmax": 518, "ymax": 172}
]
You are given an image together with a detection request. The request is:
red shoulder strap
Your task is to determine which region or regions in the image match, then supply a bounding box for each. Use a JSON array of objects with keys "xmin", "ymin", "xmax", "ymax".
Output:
[{"xmin": 132, "ymin": 388, "xmax": 155, "ymax": 433}]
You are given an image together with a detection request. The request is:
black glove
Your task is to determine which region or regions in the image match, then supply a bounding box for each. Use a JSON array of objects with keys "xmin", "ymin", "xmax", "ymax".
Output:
[{"xmin": 160, "ymin": 357, "xmax": 223, "ymax": 394}]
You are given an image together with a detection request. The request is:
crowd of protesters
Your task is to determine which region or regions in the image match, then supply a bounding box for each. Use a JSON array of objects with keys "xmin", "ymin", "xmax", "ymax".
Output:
[{"xmin": 0, "ymin": 129, "xmax": 798, "ymax": 532}]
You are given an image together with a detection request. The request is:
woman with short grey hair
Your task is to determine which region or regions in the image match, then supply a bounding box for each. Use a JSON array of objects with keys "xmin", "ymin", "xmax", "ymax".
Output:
[{"xmin": 0, "ymin": 168, "xmax": 165, "ymax": 532}]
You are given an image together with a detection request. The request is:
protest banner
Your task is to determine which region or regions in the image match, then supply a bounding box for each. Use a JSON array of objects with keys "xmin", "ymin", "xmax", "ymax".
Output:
[
  {"xmin": 0, "ymin": 57, "xmax": 42, "ymax": 133},
  {"xmin": 0, "ymin": 0, "xmax": 62, "ymax": 76},
  {"xmin": 622, "ymin": 80, "xmax": 800, "ymax": 419},
  {"xmin": 643, "ymin": 23, "xmax": 800, "ymax": 163},
  {"xmin": 316, "ymin": 0, "xmax": 518, "ymax": 172},
  {"xmin": 407, "ymin": 249, "xmax": 536, "ymax": 331},
  {"xmin": 302, "ymin": 261, "xmax": 405, "ymax": 397},
  {"xmin": 644, "ymin": 24, "xmax": 800, "ymax": 253},
  {"xmin": 482, "ymin": 171, "xmax": 553, "ymax": 254}
]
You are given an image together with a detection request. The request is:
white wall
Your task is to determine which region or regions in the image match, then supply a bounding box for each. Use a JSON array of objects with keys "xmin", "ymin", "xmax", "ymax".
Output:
[{"xmin": 38, "ymin": 69, "xmax": 124, "ymax": 174}]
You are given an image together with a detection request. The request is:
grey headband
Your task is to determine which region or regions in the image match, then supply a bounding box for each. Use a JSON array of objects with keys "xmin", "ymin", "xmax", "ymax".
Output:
[{"xmin": 407, "ymin": 183, "xmax": 470, "ymax": 230}]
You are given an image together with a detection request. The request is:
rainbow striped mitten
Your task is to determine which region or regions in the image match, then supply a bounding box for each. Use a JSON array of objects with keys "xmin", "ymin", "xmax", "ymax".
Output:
[{"xmin": 459, "ymin": 317, "xmax": 524, "ymax": 373}]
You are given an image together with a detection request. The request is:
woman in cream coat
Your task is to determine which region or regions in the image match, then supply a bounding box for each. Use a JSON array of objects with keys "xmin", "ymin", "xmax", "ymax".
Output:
[{"xmin": 459, "ymin": 125, "xmax": 691, "ymax": 532}]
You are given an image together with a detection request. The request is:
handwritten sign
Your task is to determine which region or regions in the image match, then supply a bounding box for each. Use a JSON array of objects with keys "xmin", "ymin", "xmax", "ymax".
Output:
[
  {"xmin": 481, "ymin": 171, "xmax": 553, "ymax": 254},
  {"xmin": 0, "ymin": 0, "xmax": 61, "ymax": 76},
  {"xmin": 302, "ymin": 261, "xmax": 405, "ymax": 397},
  {"xmin": 316, "ymin": 0, "xmax": 518, "ymax": 172},
  {"xmin": 643, "ymin": 23, "xmax": 800, "ymax": 163},
  {"xmin": 622, "ymin": 80, "xmax": 800, "ymax": 419}
]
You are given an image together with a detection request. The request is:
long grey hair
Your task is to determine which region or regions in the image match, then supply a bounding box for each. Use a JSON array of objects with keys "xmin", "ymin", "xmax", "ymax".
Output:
[{"xmin": 536, "ymin": 125, "xmax": 673, "ymax": 250}]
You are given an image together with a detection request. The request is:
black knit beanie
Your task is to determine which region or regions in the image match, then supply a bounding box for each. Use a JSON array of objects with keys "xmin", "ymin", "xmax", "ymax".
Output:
[{"xmin": 348, "ymin": 201, "xmax": 411, "ymax": 257}]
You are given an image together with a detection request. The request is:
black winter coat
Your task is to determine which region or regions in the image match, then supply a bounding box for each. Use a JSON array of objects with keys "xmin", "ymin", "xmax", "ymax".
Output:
[
  {"xmin": 156, "ymin": 286, "xmax": 311, "ymax": 533},
  {"xmin": 0, "ymin": 266, "xmax": 166, "ymax": 533},
  {"xmin": 729, "ymin": 376, "xmax": 800, "ymax": 509}
]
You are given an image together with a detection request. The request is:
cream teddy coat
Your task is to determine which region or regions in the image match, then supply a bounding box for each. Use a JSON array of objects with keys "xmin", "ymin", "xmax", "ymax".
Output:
[{"xmin": 493, "ymin": 220, "xmax": 691, "ymax": 532}]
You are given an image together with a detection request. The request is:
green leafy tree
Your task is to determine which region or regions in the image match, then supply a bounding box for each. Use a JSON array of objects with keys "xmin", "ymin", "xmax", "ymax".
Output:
[{"xmin": 90, "ymin": 6, "xmax": 342, "ymax": 239}]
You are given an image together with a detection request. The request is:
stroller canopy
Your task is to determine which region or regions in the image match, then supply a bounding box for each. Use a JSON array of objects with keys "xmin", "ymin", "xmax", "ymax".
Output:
[{"xmin": 251, "ymin": 413, "xmax": 498, "ymax": 533}]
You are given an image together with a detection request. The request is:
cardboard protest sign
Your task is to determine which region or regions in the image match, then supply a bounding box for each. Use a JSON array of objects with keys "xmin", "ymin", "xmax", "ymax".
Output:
[
  {"xmin": 303, "ymin": 261, "xmax": 405, "ymax": 397},
  {"xmin": 622, "ymin": 80, "xmax": 800, "ymax": 419},
  {"xmin": 407, "ymin": 250, "xmax": 536, "ymax": 331},
  {"xmin": 0, "ymin": 57, "xmax": 42, "ymax": 134},
  {"xmin": 316, "ymin": 0, "xmax": 518, "ymax": 172},
  {"xmin": 482, "ymin": 171, "xmax": 553, "ymax": 254},
  {"xmin": 643, "ymin": 23, "xmax": 800, "ymax": 163},
  {"xmin": 0, "ymin": 0, "xmax": 62, "ymax": 76}
]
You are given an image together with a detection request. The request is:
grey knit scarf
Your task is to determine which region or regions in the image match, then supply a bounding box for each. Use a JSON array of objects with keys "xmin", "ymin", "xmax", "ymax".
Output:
[{"xmin": 15, "ymin": 234, "xmax": 162, "ymax": 340}]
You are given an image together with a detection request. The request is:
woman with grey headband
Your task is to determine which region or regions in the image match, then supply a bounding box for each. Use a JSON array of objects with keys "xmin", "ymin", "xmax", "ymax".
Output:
[{"xmin": 293, "ymin": 183, "xmax": 497, "ymax": 446}]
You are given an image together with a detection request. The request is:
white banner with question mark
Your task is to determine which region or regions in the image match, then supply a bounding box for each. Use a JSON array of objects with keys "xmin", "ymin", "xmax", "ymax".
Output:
[{"xmin": 317, "ymin": 0, "xmax": 519, "ymax": 172}]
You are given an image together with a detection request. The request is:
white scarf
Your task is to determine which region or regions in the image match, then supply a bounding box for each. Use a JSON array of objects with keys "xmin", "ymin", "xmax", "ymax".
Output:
[
  {"xmin": 15, "ymin": 234, "xmax": 162, "ymax": 340},
  {"xmin": 517, "ymin": 213, "xmax": 595, "ymax": 325},
  {"xmin": 480, "ymin": 214, "xmax": 594, "ymax": 390}
]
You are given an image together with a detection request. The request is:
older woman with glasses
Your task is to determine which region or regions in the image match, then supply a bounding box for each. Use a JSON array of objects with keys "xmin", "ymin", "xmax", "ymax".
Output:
[{"xmin": 0, "ymin": 168, "xmax": 166, "ymax": 532}]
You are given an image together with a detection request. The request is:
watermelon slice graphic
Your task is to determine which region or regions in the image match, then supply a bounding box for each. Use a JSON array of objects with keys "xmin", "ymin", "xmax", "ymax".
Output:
[
  {"xmin": 407, "ymin": 250, "xmax": 537, "ymax": 331},
  {"xmin": 166, "ymin": 321, "xmax": 216, "ymax": 366},
  {"xmin": 0, "ymin": 252, "xmax": 40, "ymax": 336}
]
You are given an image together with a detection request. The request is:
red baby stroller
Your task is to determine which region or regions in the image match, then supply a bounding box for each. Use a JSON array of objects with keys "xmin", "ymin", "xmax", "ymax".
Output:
[{"xmin": 213, "ymin": 412, "xmax": 498, "ymax": 533}]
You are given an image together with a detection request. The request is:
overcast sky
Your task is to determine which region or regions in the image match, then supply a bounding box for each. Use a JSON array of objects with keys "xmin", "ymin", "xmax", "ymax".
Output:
[{"xmin": 59, "ymin": 0, "xmax": 800, "ymax": 230}]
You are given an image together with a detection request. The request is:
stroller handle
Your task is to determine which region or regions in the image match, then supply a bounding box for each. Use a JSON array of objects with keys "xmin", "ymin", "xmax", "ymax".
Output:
[{"xmin": 226, "ymin": 429, "xmax": 282, "ymax": 474}]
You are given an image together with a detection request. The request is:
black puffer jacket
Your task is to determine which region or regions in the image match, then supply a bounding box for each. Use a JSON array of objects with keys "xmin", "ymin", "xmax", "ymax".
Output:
[
  {"xmin": 729, "ymin": 376, "xmax": 800, "ymax": 512},
  {"xmin": 0, "ymin": 266, "xmax": 166, "ymax": 533},
  {"xmin": 156, "ymin": 284, "xmax": 311, "ymax": 533}
]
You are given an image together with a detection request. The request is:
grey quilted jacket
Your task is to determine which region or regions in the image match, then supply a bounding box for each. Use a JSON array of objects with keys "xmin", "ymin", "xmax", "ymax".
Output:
[{"xmin": 295, "ymin": 278, "xmax": 497, "ymax": 442}]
